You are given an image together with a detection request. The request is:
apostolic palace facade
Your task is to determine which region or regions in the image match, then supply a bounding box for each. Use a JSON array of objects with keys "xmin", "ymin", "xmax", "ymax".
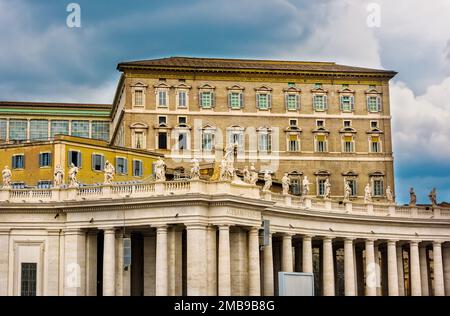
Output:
[{"xmin": 0, "ymin": 57, "xmax": 449, "ymax": 296}]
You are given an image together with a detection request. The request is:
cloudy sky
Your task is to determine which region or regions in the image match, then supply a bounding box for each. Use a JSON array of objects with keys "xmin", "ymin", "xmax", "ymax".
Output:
[{"xmin": 0, "ymin": 0, "xmax": 449, "ymax": 204}]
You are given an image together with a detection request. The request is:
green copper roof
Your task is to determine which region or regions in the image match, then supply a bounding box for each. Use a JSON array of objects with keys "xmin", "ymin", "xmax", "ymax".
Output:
[{"xmin": 0, "ymin": 108, "xmax": 110, "ymax": 117}]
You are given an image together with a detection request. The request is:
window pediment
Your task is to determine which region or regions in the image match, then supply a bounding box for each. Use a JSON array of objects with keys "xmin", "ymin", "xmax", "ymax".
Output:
[
  {"xmin": 130, "ymin": 122, "xmax": 148, "ymax": 129},
  {"xmin": 131, "ymin": 81, "xmax": 148, "ymax": 88},
  {"xmin": 365, "ymin": 88, "xmax": 382, "ymax": 95},
  {"xmin": 366, "ymin": 128, "xmax": 384, "ymax": 134},
  {"xmin": 254, "ymin": 85, "xmax": 272, "ymax": 92},
  {"xmin": 283, "ymin": 86, "xmax": 301, "ymax": 93},
  {"xmin": 153, "ymin": 82, "xmax": 171, "ymax": 89},
  {"xmin": 288, "ymin": 171, "xmax": 303, "ymax": 177},
  {"xmin": 312, "ymin": 127, "xmax": 330, "ymax": 134},
  {"xmin": 174, "ymin": 83, "xmax": 192, "ymax": 89},
  {"xmin": 285, "ymin": 126, "xmax": 302, "ymax": 133},
  {"xmin": 198, "ymin": 83, "xmax": 216, "ymax": 90},
  {"xmin": 227, "ymin": 84, "xmax": 245, "ymax": 91},
  {"xmin": 227, "ymin": 125, "xmax": 245, "ymax": 131},
  {"xmin": 339, "ymin": 127, "xmax": 357, "ymax": 133},
  {"xmin": 342, "ymin": 170, "xmax": 358, "ymax": 177},
  {"xmin": 338, "ymin": 88, "xmax": 355, "ymax": 94},
  {"xmin": 201, "ymin": 124, "xmax": 216, "ymax": 131},
  {"xmin": 311, "ymin": 87, "xmax": 328, "ymax": 94},
  {"xmin": 314, "ymin": 170, "xmax": 330, "ymax": 176},
  {"xmin": 257, "ymin": 126, "xmax": 272, "ymax": 132},
  {"xmin": 369, "ymin": 171, "xmax": 385, "ymax": 177}
]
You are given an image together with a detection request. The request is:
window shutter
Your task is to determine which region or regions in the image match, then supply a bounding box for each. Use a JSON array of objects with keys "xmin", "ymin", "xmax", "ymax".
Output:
[
  {"xmin": 78, "ymin": 152, "xmax": 82, "ymax": 168},
  {"xmin": 350, "ymin": 95, "xmax": 355, "ymax": 111},
  {"xmin": 211, "ymin": 92, "xmax": 215, "ymax": 108},
  {"xmin": 11, "ymin": 156, "xmax": 14, "ymax": 168},
  {"xmin": 377, "ymin": 96, "xmax": 382, "ymax": 112},
  {"xmin": 284, "ymin": 94, "xmax": 288, "ymax": 110},
  {"xmin": 39, "ymin": 153, "xmax": 42, "ymax": 167},
  {"xmin": 68, "ymin": 151, "xmax": 72, "ymax": 167},
  {"xmin": 366, "ymin": 96, "xmax": 371, "ymax": 112},
  {"xmin": 324, "ymin": 95, "xmax": 328, "ymax": 110},
  {"xmin": 133, "ymin": 160, "xmax": 137, "ymax": 176},
  {"xmin": 115, "ymin": 157, "xmax": 119, "ymax": 172},
  {"xmin": 101, "ymin": 155, "xmax": 105, "ymax": 171},
  {"xmin": 124, "ymin": 159, "xmax": 128, "ymax": 174},
  {"xmin": 91, "ymin": 154, "xmax": 95, "ymax": 170},
  {"xmin": 199, "ymin": 92, "xmax": 203, "ymax": 107},
  {"xmin": 268, "ymin": 133, "xmax": 272, "ymax": 151},
  {"xmin": 312, "ymin": 95, "xmax": 316, "ymax": 110},
  {"xmin": 296, "ymin": 94, "xmax": 300, "ymax": 110},
  {"xmin": 240, "ymin": 92, "xmax": 244, "ymax": 108},
  {"xmin": 227, "ymin": 92, "xmax": 231, "ymax": 108},
  {"xmin": 256, "ymin": 93, "xmax": 259, "ymax": 109},
  {"xmin": 268, "ymin": 94, "xmax": 272, "ymax": 109},
  {"xmin": 339, "ymin": 95, "xmax": 343, "ymax": 111},
  {"xmin": 48, "ymin": 153, "xmax": 52, "ymax": 166}
]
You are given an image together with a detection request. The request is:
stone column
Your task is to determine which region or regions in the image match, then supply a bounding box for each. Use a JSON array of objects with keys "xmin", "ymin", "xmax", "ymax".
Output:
[
  {"xmin": 419, "ymin": 244, "xmax": 429, "ymax": 296},
  {"xmin": 102, "ymin": 228, "xmax": 116, "ymax": 296},
  {"xmin": 0, "ymin": 230, "xmax": 9, "ymax": 296},
  {"xmin": 433, "ymin": 241, "xmax": 445, "ymax": 296},
  {"xmin": 155, "ymin": 225, "xmax": 168, "ymax": 296},
  {"xmin": 443, "ymin": 243, "xmax": 450, "ymax": 296},
  {"xmin": 218, "ymin": 225, "xmax": 231, "ymax": 296},
  {"xmin": 322, "ymin": 237, "xmax": 335, "ymax": 296},
  {"xmin": 186, "ymin": 224, "xmax": 207, "ymax": 296},
  {"xmin": 409, "ymin": 241, "xmax": 422, "ymax": 296},
  {"xmin": 46, "ymin": 230, "xmax": 61, "ymax": 296},
  {"xmin": 143, "ymin": 233, "xmax": 156, "ymax": 296},
  {"xmin": 387, "ymin": 240, "xmax": 399, "ymax": 296},
  {"xmin": 365, "ymin": 239, "xmax": 377, "ymax": 296},
  {"xmin": 396, "ymin": 245, "xmax": 405, "ymax": 296},
  {"xmin": 263, "ymin": 233, "xmax": 274, "ymax": 296},
  {"xmin": 248, "ymin": 227, "xmax": 261, "ymax": 296},
  {"xmin": 344, "ymin": 238, "xmax": 355, "ymax": 296},
  {"xmin": 206, "ymin": 226, "xmax": 217, "ymax": 296},
  {"xmin": 282, "ymin": 233, "xmax": 293, "ymax": 272},
  {"xmin": 302, "ymin": 235, "xmax": 313, "ymax": 273}
]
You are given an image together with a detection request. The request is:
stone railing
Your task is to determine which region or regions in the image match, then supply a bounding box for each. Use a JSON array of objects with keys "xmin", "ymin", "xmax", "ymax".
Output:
[{"xmin": 0, "ymin": 180, "xmax": 448, "ymax": 220}]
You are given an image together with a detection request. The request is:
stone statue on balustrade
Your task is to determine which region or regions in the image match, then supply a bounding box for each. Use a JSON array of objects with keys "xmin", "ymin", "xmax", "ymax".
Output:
[
  {"xmin": 155, "ymin": 157, "xmax": 166, "ymax": 182},
  {"xmin": 409, "ymin": 187, "xmax": 417, "ymax": 206},
  {"xmin": 190, "ymin": 158, "xmax": 200, "ymax": 180},
  {"xmin": 2, "ymin": 166, "xmax": 12, "ymax": 189},
  {"xmin": 262, "ymin": 171, "xmax": 272, "ymax": 192},
  {"xmin": 242, "ymin": 166, "xmax": 250, "ymax": 184},
  {"xmin": 104, "ymin": 160, "xmax": 115, "ymax": 185},
  {"xmin": 249, "ymin": 163, "xmax": 258, "ymax": 185},
  {"xmin": 386, "ymin": 186, "xmax": 394, "ymax": 204},
  {"xmin": 302, "ymin": 176, "xmax": 310, "ymax": 196},
  {"xmin": 224, "ymin": 141, "xmax": 238, "ymax": 162},
  {"xmin": 54, "ymin": 164, "xmax": 64, "ymax": 188},
  {"xmin": 68, "ymin": 163, "xmax": 79, "ymax": 188},
  {"xmin": 219, "ymin": 157, "xmax": 229, "ymax": 181},
  {"xmin": 343, "ymin": 181, "xmax": 351, "ymax": 202},
  {"xmin": 364, "ymin": 183, "xmax": 372, "ymax": 203},
  {"xmin": 324, "ymin": 178, "xmax": 331, "ymax": 200},
  {"xmin": 429, "ymin": 188, "xmax": 437, "ymax": 207},
  {"xmin": 281, "ymin": 173, "xmax": 290, "ymax": 196}
]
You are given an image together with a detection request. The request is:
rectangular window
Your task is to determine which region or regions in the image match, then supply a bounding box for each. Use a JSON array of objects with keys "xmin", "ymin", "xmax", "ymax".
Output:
[
  {"xmin": 115, "ymin": 157, "xmax": 128, "ymax": 175},
  {"xmin": 313, "ymin": 95, "xmax": 327, "ymax": 111},
  {"xmin": 342, "ymin": 84, "xmax": 349, "ymax": 89},
  {"xmin": 37, "ymin": 180, "xmax": 52, "ymax": 189},
  {"xmin": 0, "ymin": 119, "xmax": 6, "ymax": 141},
  {"xmin": 158, "ymin": 116, "xmax": 167, "ymax": 126},
  {"xmin": 348, "ymin": 179, "xmax": 357, "ymax": 196},
  {"xmin": 257, "ymin": 94, "xmax": 270, "ymax": 110},
  {"xmin": 68, "ymin": 150, "xmax": 82, "ymax": 167},
  {"xmin": 229, "ymin": 132, "xmax": 244, "ymax": 149},
  {"xmin": 158, "ymin": 90, "xmax": 167, "ymax": 107},
  {"xmin": 371, "ymin": 136, "xmax": 380, "ymax": 153},
  {"xmin": 288, "ymin": 134, "xmax": 299, "ymax": 152},
  {"xmin": 229, "ymin": 92, "xmax": 242, "ymax": 109},
  {"xmin": 316, "ymin": 120, "xmax": 324, "ymax": 127},
  {"xmin": 318, "ymin": 179, "xmax": 326, "ymax": 196},
  {"xmin": 178, "ymin": 116, "xmax": 187, "ymax": 125},
  {"xmin": 200, "ymin": 91, "xmax": 213, "ymax": 108},
  {"xmin": 158, "ymin": 132, "xmax": 167, "ymax": 149},
  {"xmin": 340, "ymin": 96, "xmax": 353, "ymax": 112},
  {"xmin": 286, "ymin": 94, "xmax": 299, "ymax": 110},
  {"xmin": 291, "ymin": 179, "xmax": 301, "ymax": 195},
  {"xmin": 373, "ymin": 179, "xmax": 384, "ymax": 196},
  {"xmin": 50, "ymin": 120, "xmax": 69, "ymax": 138},
  {"xmin": 9, "ymin": 120, "xmax": 27, "ymax": 141},
  {"xmin": 39, "ymin": 152, "xmax": 51, "ymax": 167},
  {"xmin": 12, "ymin": 154, "xmax": 24, "ymax": 169},
  {"xmin": 21, "ymin": 263, "xmax": 37, "ymax": 296},
  {"xmin": 178, "ymin": 133, "xmax": 187, "ymax": 150},
  {"xmin": 258, "ymin": 133, "xmax": 271, "ymax": 152},
  {"xmin": 343, "ymin": 136, "xmax": 354, "ymax": 152},
  {"xmin": 367, "ymin": 96, "xmax": 381, "ymax": 112},
  {"xmin": 314, "ymin": 83, "xmax": 322, "ymax": 89},
  {"xmin": 371, "ymin": 121, "xmax": 378, "ymax": 129},
  {"xmin": 134, "ymin": 132, "xmax": 144, "ymax": 149},
  {"xmin": 178, "ymin": 91, "xmax": 187, "ymax": 108},
  {"xmin": 202, "ymin": 132, "xmax": 214, "ymax": 151},
  {"xmin": 344, "ymin": 120, "xmax": 351, "ymax": 127},
  {"xmin": 134, "ymin": 90, "xmax": 143, "ymax": 106},
  {"xmin": 133, "ymin": 160, "xmax": 143, "ymax": 177},
  {"xmin": 91, "ymin": 121, "xmax": 109, "ymax": 141},
  {"xmin": 91, "ymin": 154, "xmax": 104, "ymax": 171},
  {"xmin": 71, "ymin": 120, "xmax": 89, "ymax": 138},
  {"xmin": 30, "ymin": 120, "xmax": 49, "ymax": 141},
  {"xmin": 316, "ymin": 135, "xmax": 327, "ymax": 152}
]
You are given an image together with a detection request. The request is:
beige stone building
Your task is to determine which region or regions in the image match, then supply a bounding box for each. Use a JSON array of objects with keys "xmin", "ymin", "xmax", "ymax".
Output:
[{"xmin": 111, "ymin": 57, "xmax": 396, "ymax": 202}]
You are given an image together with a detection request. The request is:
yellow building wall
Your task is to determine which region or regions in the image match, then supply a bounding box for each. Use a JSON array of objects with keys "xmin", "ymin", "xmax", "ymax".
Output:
[
  {"xmin": 0, "ymin": 144, "xmax": 54, "ymax": 186},
  {"xmin": 61, "ymin": 143, "xmax": 156, "ymax": 185}
]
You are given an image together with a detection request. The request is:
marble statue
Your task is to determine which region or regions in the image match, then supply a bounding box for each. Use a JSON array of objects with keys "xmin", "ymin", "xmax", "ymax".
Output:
[
  {"xmin": 324, "ymin": 178, "xmax": 331, "ymax": 199},
  {"xmin": 155, "ymin": 157, "xmax": 166, "ymax": 181},
  {"xmin": 243, "ymin": 166, "xmax": 250, "ymax": 184},
  {"xmin": 224, "ymin": 141, "xmax": 238, "ymax": 161},
  {"xmin": 190, "ymin": 158, "xmax": 200, "ymax": 180},
  {"xmin": 343, "ymin": 181, "xmax": 351, "ymax": 201},
  {"xmin": 104, "ymin": 160, "xmax": 115, "ymax": 185},
  {"xmin": 302, "ymin": 176, "xmax": 310, "ymax": 196},
  {"xmin": 364, "ymin": 183, "xmax": 372, "ymax": 203},
  {"xmin": 2, "ymin": 166, "xmax": 12, "ymax": 188},
  {"xmin": 281, "ymin": 173, "xmax": 290, "ymax": 195},
  {"xmin": 249, "ymin": 163, "xmax": 258, "ymax": 185},
  {"xmin": 409, "ymin": 187, "xmax": 417, "ymax": 206},
  {"xmin": 219, "ymin": 157, "xmax": 228, "ymax": 181},
  {"xmin": 429, "ymin": 188, "xmax": 437, "ymax": 206},
  {"xmin": 68, "ymin": 163, "xmax": 79, "ymax": 188},
  {"xmin": 54, "ymin": 164, "xmax": 64, "ymax": 187},
  {"xmin": 386, "ymin": 186, "xmax": 394, "ymax": 203},
  {"xmin": 262, "ymin": 171, "xmax": 272, "ymax": 192}
]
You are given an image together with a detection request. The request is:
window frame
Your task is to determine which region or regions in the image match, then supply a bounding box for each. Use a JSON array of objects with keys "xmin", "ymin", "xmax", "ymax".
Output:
[
  {"xmin": 115, "ymin": 157, "xmax": 128, "ymax": 175},
  {"xmin": 132, "ymin": 159, "xmax": 143, "ymax": 177},
  {"xmin": 12, "ymin": 154, "xmax": 25, "ymax": 169},
  {"xmin": 91, "ymin": 153, "xmax": 105, "ymax": 172},
  {"xmin": 39, "ymin": 152, "xmax": 52, "ymax": 168},
  {"xmin": 68, "ymin": 150, "xmax": 82, "ymax": 168}
]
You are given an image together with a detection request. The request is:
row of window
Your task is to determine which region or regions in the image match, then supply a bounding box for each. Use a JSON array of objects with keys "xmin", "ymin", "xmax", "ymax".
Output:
[
  {"xmin": 133, "ymin": 82, "xmax": 383, "ymax": 113},
  {"xmin": 0, "ymin": 119, "xmax": 110, "ymax": 142}
]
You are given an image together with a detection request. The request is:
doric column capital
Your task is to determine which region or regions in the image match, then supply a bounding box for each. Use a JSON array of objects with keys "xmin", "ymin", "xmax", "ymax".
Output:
[
  {"xmin": 302, "ymin": 235, "xmax": 314, "ymax": 241},
  {"xmin": 322, "ymin": 236, "xmax": 334, "ymax": 242},
  {"xmin": 185, "ymin": 223, "xmax": 207, "ymax": 231},
  {"xmin": 433, "ymin": 241, "xmax": 443, "ymax": 247},
  {"xmin": 387, "ymin": 240, "xmax": 398, "ymax": 246},
  {"xmin": 409, "ymin": 240, "xmax": 421, "ymax": 246}
]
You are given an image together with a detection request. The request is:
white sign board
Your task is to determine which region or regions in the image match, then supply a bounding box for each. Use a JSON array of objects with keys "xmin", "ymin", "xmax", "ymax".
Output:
[{"xmin": 278, "ymin": 272, "xmax": 314, "ymax": 296}]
